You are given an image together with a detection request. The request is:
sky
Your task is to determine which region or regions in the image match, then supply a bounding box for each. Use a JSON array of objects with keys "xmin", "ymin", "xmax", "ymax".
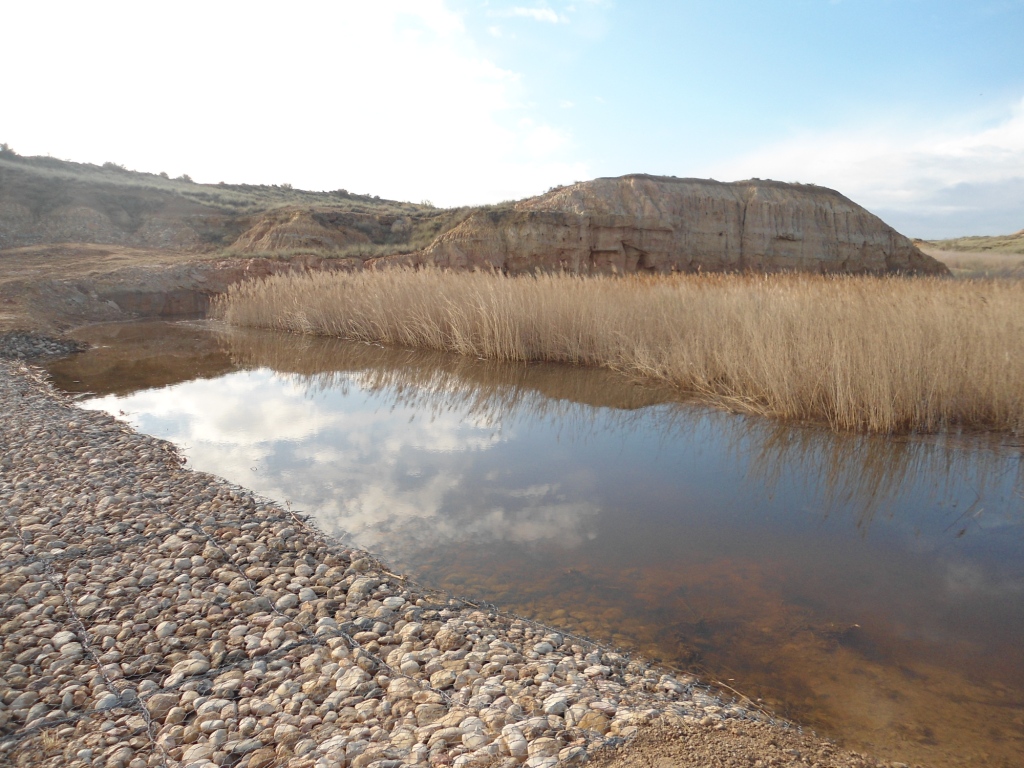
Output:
[{"xmin": 3, "ymin": 0, "xmax": 1023, "ymax": 238}]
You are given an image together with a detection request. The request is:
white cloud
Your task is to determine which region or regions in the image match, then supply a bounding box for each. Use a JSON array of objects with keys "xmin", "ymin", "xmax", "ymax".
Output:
[
  {"xmin": 0, "ymin": 1, "xmax": 586, "ymax": 206},
  {"xmin": 518, "ymin": 120, "xmax": 572, "ymax": 157},
  {"xmin": 83, "ymin": 366, "xmax": 602, "ymax": 566},
  {"xmin": 705, "ymin": 97, "xmax": 1024, "ymax": 237},
  {"xmin": 505, "ymin": 7, "xmax": 565, "ymax": 23}
]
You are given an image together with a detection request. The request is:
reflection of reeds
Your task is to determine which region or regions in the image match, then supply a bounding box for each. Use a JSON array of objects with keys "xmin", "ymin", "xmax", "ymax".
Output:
[
  {"xmin": 219, "ymin": 326, "xmax": 1023, "ymax": 531},
  {"xmin": 733, "ymin": 420, "xmax": 1024, "ymax": 532},
  {"xmin": 217, "ymin": 324, "xmax": 676, "ymax": 416},
  {"xmin": 214, "ymin": 270, "xmax": 1024, "ymax": 434}
]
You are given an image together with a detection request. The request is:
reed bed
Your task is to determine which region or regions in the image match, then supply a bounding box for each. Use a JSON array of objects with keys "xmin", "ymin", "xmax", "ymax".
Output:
[{"xmin": 214, "ymin": 270, "xmax": 1024, "ymax": 434}]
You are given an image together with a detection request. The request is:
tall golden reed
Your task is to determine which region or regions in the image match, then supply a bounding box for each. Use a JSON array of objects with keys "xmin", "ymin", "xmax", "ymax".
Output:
[{"xmin": 215, "ymin": 270, "xmax": 1024, "ymax": 433}]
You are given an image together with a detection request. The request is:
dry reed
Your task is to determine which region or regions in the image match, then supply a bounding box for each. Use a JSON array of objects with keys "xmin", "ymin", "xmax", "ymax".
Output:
[{"xmin": 214, "ymin": 270, "xmax": 1024, "ymax": 434}]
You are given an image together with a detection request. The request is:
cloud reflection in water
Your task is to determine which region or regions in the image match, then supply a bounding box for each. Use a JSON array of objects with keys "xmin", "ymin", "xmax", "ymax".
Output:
[
  {"xmin": 67, "ymin": 321, "xmax": 1024, "ymax": 768},
  {"xmin": 84, "ymin": 364, "xmax": 606, "ymax": 567},
  {"xmin": 82, "ymin": 325, "xmax": 1024, "ymax": 590}
]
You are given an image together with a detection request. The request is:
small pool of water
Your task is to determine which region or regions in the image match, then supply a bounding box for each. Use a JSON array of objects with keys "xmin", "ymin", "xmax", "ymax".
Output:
[{"xmin": 48, "ymin": 321, "xmax": 1024, "ymax": 767}]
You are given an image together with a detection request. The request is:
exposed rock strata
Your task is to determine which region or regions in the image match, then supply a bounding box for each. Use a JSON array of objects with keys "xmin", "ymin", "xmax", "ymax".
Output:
[
  {"xmin": 0, "ymin": 362, "xmax": 890, "ymax": 768},
  {"xmin": 369, "ymin": 176, "xmax": 946, "ymax": 275},
  {"xmin": 229, "ymin": 210, "xmax": 424, "ymax": 256}
]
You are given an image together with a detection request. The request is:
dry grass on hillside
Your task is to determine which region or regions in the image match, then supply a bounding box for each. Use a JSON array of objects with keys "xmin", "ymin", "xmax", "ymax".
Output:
[
  {"xmin": 920, "ymin": 248, "xmax": 1024, "ymax": 279},
  {"xmin": 215, "ymin": 270, "xmax": 1024, "ymax": 434},
  {"xmin": 924, "ymin": 231, "xmax": 1024, "ymax": 255}
]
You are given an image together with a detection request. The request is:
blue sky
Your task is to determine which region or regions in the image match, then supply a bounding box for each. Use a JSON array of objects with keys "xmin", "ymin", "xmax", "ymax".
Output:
[{"xmin": 3, "ymin": 1, "xmax": 1023, "ymax": 237}]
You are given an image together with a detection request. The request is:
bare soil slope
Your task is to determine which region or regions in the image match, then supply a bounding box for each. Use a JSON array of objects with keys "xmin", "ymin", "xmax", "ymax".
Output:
[
  {"xmin": 0, "ymin": 152, "xmax": 443, "ymax": 256},
  {"xmin": 0, "ymin": 152, "xmax": 445, "ymax": 330},
  {"xmin": 0, "ymin": 246, "xmax": 363, "ymax": 333}
]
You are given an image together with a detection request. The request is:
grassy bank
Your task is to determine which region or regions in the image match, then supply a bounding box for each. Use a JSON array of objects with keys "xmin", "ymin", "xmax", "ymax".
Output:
[{"xmin": 215, "ymin": 270, "xmax": 1024, "ymax": 434}]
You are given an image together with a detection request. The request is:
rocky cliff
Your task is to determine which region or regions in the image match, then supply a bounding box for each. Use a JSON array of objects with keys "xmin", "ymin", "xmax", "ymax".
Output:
[{"xmin": 369, "ymin": 175, "xmax": 946, "ymax": 275}]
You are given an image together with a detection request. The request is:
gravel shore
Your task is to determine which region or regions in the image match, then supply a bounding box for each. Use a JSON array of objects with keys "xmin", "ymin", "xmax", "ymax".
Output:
[
  {"xmin": 0, "ymin": 332, "xmax": 87, "ymax": 361},
  {"xmin": 0, "ymin": 358, "xmax": 898, "ymax": 768}
]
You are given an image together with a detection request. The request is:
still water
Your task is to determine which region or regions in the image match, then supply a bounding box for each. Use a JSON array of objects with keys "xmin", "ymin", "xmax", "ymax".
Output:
[{"xmin": 47, "ymin": 322, "xmax": 1024, "ymax": 768}]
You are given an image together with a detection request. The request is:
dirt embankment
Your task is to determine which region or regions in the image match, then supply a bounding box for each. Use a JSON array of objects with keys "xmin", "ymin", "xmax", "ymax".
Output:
[
  {"xmin": 0, "ymin": 154, "xmax": 448, "ymax": 331},
  {"xmin": 0, "ymin": 245, "xmax": 365, "ymax": 333},
  {"xmin": 0, "ymin": 154, "xmax": 452, "ymax": 265}
]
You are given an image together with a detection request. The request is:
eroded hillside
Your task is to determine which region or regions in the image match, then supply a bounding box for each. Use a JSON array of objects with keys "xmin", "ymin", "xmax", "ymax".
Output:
[
  {"xmin": 0, "ymin": 151, "xmax": 948, "ymax": 331},
  {"xmin": 369, "ymin": 175, "xmax": 946, "ymax": 275},
  {"xmin": 0, "ymin": 152, "xmax": 447, "ymax": 254}
]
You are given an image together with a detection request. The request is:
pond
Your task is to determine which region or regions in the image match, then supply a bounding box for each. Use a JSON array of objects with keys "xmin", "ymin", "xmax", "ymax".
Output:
[{"xmin": 46, "ymin": 321, "xmax": 1024, "ymax": 768}]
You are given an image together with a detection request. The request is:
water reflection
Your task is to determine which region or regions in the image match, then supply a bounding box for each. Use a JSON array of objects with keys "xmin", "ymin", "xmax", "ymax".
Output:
[
  {"xmin": 740, "ymin": 422, "xmax": 1023, "ymax": 537},
  {"xmin": 56, "ymin": 322, "xmax": 1024, "ymax": 768},
  {"xmin": 48, "ymin": 321, "xmax": 235, "ymax": 396},
  {"xmin": 219, "ymin": 325, "xmax": 1023, "ymax": 545}
]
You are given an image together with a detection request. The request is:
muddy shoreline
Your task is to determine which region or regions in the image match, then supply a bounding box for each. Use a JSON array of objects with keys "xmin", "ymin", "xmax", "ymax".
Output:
[{"xmin": 0, "ymin": 352, "xmax": 907, "ymax": 767}]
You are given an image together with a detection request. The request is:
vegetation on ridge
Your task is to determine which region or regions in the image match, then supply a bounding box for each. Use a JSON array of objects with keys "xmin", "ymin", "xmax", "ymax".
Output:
[
  {"xmin": 0, "ymin": 146, "xmax": 430, "ymax": 216},
  {"xmin": 923, "ymin": 231, "xmax": 1024, "ymax": 255},
  {"xmin": 917, "ymin": 232, "xmax": 1024, "ymax": 279},
  {"xmin": 0, "ymin": 148, "xmax": 537, "ymax": 261},
  {"xmin": 215, "ymin": 270, "xmax": 1024, "ymax": 435}
]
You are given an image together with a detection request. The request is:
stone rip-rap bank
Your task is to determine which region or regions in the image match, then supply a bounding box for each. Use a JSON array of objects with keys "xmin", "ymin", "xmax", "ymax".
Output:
[{"xmin": 0, "ymin": 355, "xmax": 896, "ymax": 768}]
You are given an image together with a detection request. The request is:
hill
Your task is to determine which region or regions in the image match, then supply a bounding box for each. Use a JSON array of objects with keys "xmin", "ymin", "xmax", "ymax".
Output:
[
  {"xmin": 0, "ymin": 148, "xmax": 948, "ymax": 332},
  {"xmin": 923, "ymin": 230, "xmax": 1024, "ymax": 254},
  {"xmin": 916, "ymin": 230, "xmax": 1024, "ymax": 278},
  {"xmin": 0, "ymin": 148, "xmax": 456, "ymax": 255},
  {"xmin": 370, "ymin": 174, "xmax": 945, "ymax": 276},
  {"xmin": 1, "ymin": 150, "xmax": 945, "ymax": 275}
]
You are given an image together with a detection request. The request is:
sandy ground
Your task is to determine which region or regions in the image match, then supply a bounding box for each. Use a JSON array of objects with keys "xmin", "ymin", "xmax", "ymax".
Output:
[{"xmin": 0, "ymin": 245, "xmax": 213, "ymax": 332}]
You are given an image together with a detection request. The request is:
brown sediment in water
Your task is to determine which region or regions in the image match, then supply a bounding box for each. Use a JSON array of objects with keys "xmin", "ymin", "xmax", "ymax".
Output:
[
  {"xmin": 412, "ymin": 542, "xmax": 1024, "ymax": 768},
  {"xmin": 45, "ymin": 321, "xmax": 237, "ymax": 397}
]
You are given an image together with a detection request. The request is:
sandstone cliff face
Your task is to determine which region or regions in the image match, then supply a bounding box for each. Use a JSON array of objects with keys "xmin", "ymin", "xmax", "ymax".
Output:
[{"xmin": 369, "ymin": 175, "xmax": 946, "ymax": 275}]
